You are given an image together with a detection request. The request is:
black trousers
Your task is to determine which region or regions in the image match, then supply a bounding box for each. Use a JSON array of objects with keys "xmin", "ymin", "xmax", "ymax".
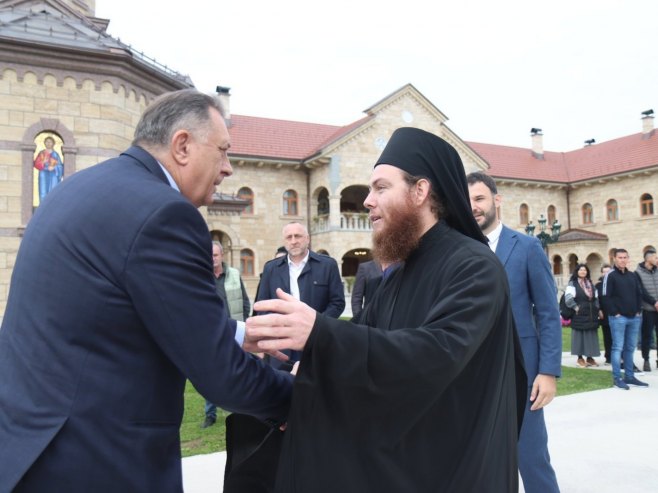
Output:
[
  {"xmin": 599, "ymin": 316, "xmax": 612, "ymax": 362},
  {"xmin": 640, "ymin": 310, "xmax": 658, "ymax": 360}
]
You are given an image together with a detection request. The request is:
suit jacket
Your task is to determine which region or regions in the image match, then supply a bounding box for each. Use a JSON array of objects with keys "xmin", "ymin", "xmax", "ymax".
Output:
[
  {"xmin": 350, "ymin": 260, "xmax": 383, "ymax": 318},
  {"xmin": 256, "ymin": 250, "xmax": 345, "ymax": 368},
  {"xmin": 0, "ymin": 146, "xmax": 292, "ymax": 492},
  {"xmin": 495, "ymin": 225, "xmax": 562, "ymax": 383}
]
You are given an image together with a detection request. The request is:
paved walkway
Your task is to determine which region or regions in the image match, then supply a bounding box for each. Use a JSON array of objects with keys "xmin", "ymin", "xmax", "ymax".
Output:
[{"xmin": 183, "ymin": 351, "xmax": 658, "ymax": 492}]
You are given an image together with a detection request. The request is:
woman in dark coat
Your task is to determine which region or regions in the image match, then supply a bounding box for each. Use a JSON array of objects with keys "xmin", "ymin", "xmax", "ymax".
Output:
[{"xmin": 565, "ymin": 263, "xmax": 601, "ymax": 367}]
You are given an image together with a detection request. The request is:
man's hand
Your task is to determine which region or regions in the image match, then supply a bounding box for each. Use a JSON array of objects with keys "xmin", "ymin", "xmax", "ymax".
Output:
[
  {"xmin": 242, "ymin": 337, "xmax": 289, "ymax": 362},
  {"xmin": 246, "ymin": 289, "xmax": 317, "ymax": 352},
  {"xmin": 529, "ymin": 374, "xmax": 557, "ymax": 411}
]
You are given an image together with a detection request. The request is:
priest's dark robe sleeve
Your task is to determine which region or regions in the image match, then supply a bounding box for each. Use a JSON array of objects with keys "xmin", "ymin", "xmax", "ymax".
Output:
[{"xmin": 297, "ymin": 251, "xmax": 515, "ymax": 438}]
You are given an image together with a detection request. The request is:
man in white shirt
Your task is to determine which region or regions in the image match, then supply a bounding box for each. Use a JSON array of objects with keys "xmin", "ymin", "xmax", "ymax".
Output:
[
  {"xmin": 255, "ymin": 222, "xmax": 345, "ymax": 370},
  {"xmin": 468, "ymin": 171, "xmax": 562, "ymax": 493}
]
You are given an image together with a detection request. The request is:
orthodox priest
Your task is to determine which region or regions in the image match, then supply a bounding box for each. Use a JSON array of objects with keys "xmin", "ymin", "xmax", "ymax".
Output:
[{"xmin": 246, "ymin": 127, "xmax": 527, "ymax": 492}]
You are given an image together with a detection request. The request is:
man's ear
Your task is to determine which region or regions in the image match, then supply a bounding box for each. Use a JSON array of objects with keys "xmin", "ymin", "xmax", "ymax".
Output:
[
  {"xmin": 170, "ymin": 129, "xmax": 193, "ymax": 166},
  {"xmin": 414, "ymin": 178, "xmax": 431, "ymax": 205}
]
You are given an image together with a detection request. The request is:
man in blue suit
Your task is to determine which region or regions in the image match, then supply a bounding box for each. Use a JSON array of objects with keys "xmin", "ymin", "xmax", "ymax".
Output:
[
  {"xmin": 256, "ymin": 222, "xmax": 345, "ymax": 370},
  {"xmin": 468, "ymin": 172, "xmax": 561, "ymax": 493},
  {"xmin": 0, "ymin": 89, "xmax": 292, "ymax": 492}
]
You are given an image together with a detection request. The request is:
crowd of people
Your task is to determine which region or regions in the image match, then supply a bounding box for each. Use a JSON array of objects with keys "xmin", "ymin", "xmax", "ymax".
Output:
[
  {"xmin": 1, "ymin": 87, "xmax": 655, "ymax": 492},
  {"xmin": 563, "ymin": 248, "xmax": 658, "ymax": 390}
]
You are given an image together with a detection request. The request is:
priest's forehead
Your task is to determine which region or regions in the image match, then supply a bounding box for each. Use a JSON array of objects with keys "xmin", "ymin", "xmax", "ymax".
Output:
[{"xmin": 369, "ymin": 164, "xmax": 407, "ymax": 188}]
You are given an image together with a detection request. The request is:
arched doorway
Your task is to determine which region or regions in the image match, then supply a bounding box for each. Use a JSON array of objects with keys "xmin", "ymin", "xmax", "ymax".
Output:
[
  {"xmin": 341, "ymin": 248, "xmax": 372, "ymax": 277},
  {"xmin": 586, "ymin": 253, "xmax": 603, "ymax": 278},
  {"xmin": 210, "ymin": 229, "xmax": 233, "ymax": 265}
]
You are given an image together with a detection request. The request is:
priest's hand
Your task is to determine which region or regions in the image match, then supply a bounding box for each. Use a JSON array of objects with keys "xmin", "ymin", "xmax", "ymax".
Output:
[
  {"xmin": 247, "ymin": 289, "xmax": 317, "ymax": 352},
  {"xmin": 529, "ymin": 374, "xmax": 557, "ymax": 411},
  {"xmin": 242, "ymin": 336, "xmax": 289, "ymax": 362}
]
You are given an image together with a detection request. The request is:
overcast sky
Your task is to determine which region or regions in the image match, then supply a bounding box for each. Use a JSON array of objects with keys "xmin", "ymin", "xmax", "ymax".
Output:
[{"xmin": 95, "ymin": 0, "xmax": 657, "ymax": 152}]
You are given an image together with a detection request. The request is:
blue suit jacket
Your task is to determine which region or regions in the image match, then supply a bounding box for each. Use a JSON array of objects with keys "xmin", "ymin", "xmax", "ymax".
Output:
[
  {"xmin": 495, "ymin": 225, "xmax": 562, "ymax": 383},
  {"xmin": 0, "ymin": 146, "xmax": 292, "ymax": 492},
  {"xmin": 256, "ymin": 250, "xmax": 345, "ymax": 367}
]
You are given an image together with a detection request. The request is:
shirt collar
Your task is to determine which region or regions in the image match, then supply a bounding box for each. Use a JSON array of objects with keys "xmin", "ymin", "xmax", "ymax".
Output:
[
  {"xmin": 288, "ymin": 251, "xmax": 310, "ymax": 268},
  {"xmin": 158, "ymin": 162, "xmax": 179, "ymax": 192},
  {"xmin": 485, "ymin": 221, "xmax": 503, "ymax": 245}
]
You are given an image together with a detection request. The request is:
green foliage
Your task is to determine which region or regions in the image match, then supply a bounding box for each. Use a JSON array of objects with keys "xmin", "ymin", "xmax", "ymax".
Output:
[
  {"xmin": 557, "ymin": 366, "xmax": 612, "ymax": 396},
  {"xmin": 180, "ymin": 381, "xmax": 230, "ymax": 457}
]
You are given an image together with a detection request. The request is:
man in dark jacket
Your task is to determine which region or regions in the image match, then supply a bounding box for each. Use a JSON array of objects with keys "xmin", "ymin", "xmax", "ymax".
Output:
[
  {"xmin": 0, "ymin": 89, "xmax": 292, "ymax": 492},
  {"xmin": 595, "ymin": 264, "xmax": 613, "ymax": 364},
  {"xmin": 255, "ymin": 222, "xmax": 345, "ymax": 370},
  {"xmin": 635, "ymin": 249, "xmax": 658, "ymax": 371},
  {"xmin": 602, "ymin": 248, "xmax": 648, "ymax": 389}
]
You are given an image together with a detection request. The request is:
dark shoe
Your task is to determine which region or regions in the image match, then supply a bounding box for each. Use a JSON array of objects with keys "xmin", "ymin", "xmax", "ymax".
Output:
[
  {"xmin": 576, "ymin": 357, "xmax": 587, "ymax": 368},
  {"xmin": 625, "ymin": 376, "xmax": 649, "ymax": 388},
  {"xmin": 586, "ymin": 357, "xmax": 599, "ymax": 367},
  {"xmin": 613, "ymin": 378, "xmax": 630, "ymax": 390},
  {"xmin": 201, "ymin": 416, "xmax": 216, "ymax": 428},
  {"xmin": 643, "ymin": 360, "xmax": 652, "ymax": 372}
]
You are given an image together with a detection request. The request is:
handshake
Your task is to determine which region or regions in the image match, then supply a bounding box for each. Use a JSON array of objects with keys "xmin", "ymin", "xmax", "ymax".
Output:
[{"xmin": 242, "ymin": 288, "xmax": 317, "ymax": 361}]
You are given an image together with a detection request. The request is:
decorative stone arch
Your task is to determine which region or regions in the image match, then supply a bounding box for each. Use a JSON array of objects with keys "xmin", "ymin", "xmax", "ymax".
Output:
[
  {"xmin": 585, "ymin": 252, "xmax": 604, "ymax": 278},
  {"xmin": 21, "ymin": 118, "xmax": 77, "ymax": 225},
  {"xmin": 341, "ymin": 247, "xmax": 373, "ymax": 277}
]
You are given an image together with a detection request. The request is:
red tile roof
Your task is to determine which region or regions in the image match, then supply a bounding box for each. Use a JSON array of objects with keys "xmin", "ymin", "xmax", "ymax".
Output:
[
  {"xmin": 469, "ymin": 130, "xmax": 658, "ymax": 183},
  {"xmin": 226, "ymin": 112, "xmax": 658, "ymax": 183},
  {"xmin": 227, "ymin": 115, "xmax": 369, "ymax": 161}
]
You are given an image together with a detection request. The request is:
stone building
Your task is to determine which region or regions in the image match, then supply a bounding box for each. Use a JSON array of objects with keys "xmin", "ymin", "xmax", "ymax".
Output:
[{"xmin": 1, "ymin": 0, "xmax": 657, "ymax": 317}]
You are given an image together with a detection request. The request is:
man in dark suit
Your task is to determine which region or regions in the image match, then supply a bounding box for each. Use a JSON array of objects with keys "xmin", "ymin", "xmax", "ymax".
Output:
[
  {"xmin": 0, "ymin": 89, "xmax": 292, "ymax": 492},
  {"xmin": 468, "ymin": 172, "xmax": 561, "ymax": 493},
  {"xmin": 350, "ymin": 259, "xmax": 383, "ymax": 319},
  {"xmin": 256, "ymin": 222, "xmax": 344, "ymax": 370}
]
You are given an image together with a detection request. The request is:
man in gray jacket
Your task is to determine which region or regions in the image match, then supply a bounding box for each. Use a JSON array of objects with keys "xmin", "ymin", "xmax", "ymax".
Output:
[{"xmin": 635, "ymin": 248, "xmax": 658, "ymax": 371}]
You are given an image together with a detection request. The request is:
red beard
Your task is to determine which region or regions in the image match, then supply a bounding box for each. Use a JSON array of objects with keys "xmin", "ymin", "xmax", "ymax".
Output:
[{"xmin": 372, "ymin": 193, "xmax": 424, "ymax": 264}]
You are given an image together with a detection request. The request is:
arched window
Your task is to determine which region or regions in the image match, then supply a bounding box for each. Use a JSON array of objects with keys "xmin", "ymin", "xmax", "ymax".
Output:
[
  {"xmin": 519, "ymin": 204, "xmax": 529, "ymax": 225},
  {"xmin": 240, "ymin": 249, "xmax": 255, "ymax": 276},
  {"xmin": 582, "ymin": 203, "xmax": 593, "ymax": 224},
  {"xmin": 237, "ymin": 187, "xmax": 254, "ymax": 214},
  {"xmin": 606, "ymin": 199, "xmax": 619, "ymax": 221},
  {"xmin": 640, "ymin": 193, "xmax": 654, "ymax": 216},
  {"xmin": 547, "ymin": 205, "xmax": 556, "ymax": 226},
  {"xmin": 283, "ymin": 189, "xmax": 298, "ymax": 216},
  {"xmin": 317, "ymin": 188, "xmax": 329, "ymax": 215},
  {"xmin": 552, "ymin": 255, "xmax": 563, "ymax": 275}
]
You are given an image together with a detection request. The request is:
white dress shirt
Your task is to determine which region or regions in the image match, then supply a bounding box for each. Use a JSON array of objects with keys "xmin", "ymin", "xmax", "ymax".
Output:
[
  {"xmin": 486, "ymin": 221, "xmax": 503, "ymax": 253},
  {"xmin": 288, "ymin": 251, "xmax": 310, "ymax": 301}
]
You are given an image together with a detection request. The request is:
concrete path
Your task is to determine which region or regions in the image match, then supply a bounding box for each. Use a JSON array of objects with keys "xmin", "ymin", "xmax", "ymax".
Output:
[{"xmin": 183, "ymin": 351, "xmax": 658, "ymax": 492}]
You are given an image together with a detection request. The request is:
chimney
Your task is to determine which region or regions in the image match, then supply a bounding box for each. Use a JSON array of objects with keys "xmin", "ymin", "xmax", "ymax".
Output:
[
  {"xmin": 215, "ymin": 86, "xmax": 231, "ymax": 127},
  {"xmin": 642, "ymin": 109, "xmax": 654, "ymax": 139},
  {"xmin": 530, "ymin": 128, "xmax": 544, "ymax": 159}
]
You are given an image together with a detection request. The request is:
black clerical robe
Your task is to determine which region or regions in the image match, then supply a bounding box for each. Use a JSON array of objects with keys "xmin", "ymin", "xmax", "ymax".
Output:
[{"xmin": 275, "ymin": 221, "xmax": 526, "ymax": 492}]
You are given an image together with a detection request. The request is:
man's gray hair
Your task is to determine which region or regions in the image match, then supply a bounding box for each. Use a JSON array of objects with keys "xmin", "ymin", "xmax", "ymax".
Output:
[
  {"xmin": 132, "ymin": 89, "xmax": 225, "ymax": 148},
  {"xmin": 212, "ymin": 241, "xmax": 224, "ymax": 253}
]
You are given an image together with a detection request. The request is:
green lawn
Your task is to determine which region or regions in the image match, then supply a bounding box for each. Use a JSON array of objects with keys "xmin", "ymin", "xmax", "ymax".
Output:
[
  {"xmin": 180, "ymin": 381, "xmax": 230, "ymax": 458},
  {"xmin": 181, "ymin": 325, "xmax": 612, "ymax": 456}
]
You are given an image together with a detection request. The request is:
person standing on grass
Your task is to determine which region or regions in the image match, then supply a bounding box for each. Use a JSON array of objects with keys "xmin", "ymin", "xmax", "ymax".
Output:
[
  {"xmin": 603, "ymin": 248, "xmax": 649, "ymax": 389},
  {"xmin": 635, "ymin": 248, "xmax": 658, "ymax": 372},
  {"xmin": 565, "ymin": 263, "xmax": 601, "ymax": 368},
  {"xmin": 595, "ymin": 264, "xmax": 613, "ymax": 364}
]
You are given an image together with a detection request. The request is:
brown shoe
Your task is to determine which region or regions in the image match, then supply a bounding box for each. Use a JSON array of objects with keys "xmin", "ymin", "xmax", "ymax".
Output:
[
  {"xmin": 577, "ymin": 357, "xmax": 587, "ymax": 367},
  {"xmin": 586, "ymin": 357, "xmax": 599, "ymax": 367}
]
